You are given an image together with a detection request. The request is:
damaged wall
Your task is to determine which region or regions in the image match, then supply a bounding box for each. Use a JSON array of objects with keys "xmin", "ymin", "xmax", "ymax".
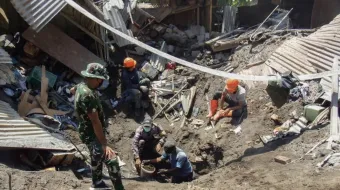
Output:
[
  {"xmin": 311, "ymin": 0, "xmax": 340, "ymax": 28},
  {"xmin": 0, "ymin": 1, "xmax": 27, "ymax": 35},
  {"xmin": 238, "ymin": 0, "xmax": 276, "ymax": 26},
  {"xmin": 281, "ymin": 0, "xmax": 315, "ymax": 28}
]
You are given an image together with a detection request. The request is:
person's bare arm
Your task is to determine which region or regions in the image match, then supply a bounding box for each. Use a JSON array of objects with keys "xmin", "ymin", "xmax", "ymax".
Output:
[
  {"xmin": 228, "ymin": 101, "xmax": 243, "ymax": 111},
  {"xmin": 219, "ymin": 91, "xmax": 227, "ymax": 110}
]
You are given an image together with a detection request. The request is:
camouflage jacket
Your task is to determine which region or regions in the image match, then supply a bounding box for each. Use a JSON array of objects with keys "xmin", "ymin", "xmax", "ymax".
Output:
[{"xmin": 75, "ymin": 83, "xmax": 107, "ymax": 144}]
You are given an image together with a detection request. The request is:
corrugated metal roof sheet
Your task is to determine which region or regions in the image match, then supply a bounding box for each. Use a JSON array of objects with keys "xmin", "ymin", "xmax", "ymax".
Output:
[
  {"xmin": 221, "ymin": 6, "xmax": 237, "ymax": 33},
  {"xmin": 10, "ymin": 0, "xmax": 67, "ymax": 32},
  {"xmin": 103, "ymin": 1, "xmax": 133, "ymax": 47},
  {"xmin": 0, "ymin": 101, "xmax": 75, "ymax": 151},
  {"xmin": 265, "ymin": 14, "xmax": 340, "ymax": 101},
  {"xmin": 0, "ymin": 48, "xmax": 12, "ymax": 64},
  {"xmin": 150, "ymin": 41, "xmax": 168, "ymax": 71}
]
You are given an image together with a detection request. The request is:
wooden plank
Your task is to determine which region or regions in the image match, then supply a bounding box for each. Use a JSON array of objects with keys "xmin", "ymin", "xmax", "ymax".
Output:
[
  {"xmin": 40, "ymin": 65, "xmax": 49, "ymax": 105},
  {"xmin": 208, "ymin": 0, "xmax": 212, "ymax": 32},
  {"xmin": 60, "ymin": 12, "xmax": 104, "ymax": 45},
  {"xmin": 18, "ymin": 90, "xmax": 40, "ymax": 117},
  {"xmin": 327, "ymin": 57, "xmax": 340, "ymax": 149},
  {"xmin": 35, "ymin": 96, "xmax": 69, "ymax": 117},
  {"xmin": 185, "ymin": 86, "xmax": 197, "ymax": 116},
  {"xmin": 22, "ymin": 24, "xmax": 106, "ymax": 75}
]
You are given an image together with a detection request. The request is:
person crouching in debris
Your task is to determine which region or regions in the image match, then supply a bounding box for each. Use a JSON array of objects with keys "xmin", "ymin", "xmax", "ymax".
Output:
[
  {"xmin": 75, "ymin": 63, "xmax": 124, "ymax": 190},
  {"xmin": 132, "ymin": 118, "xmax": 167, "ymax": 174},
  {"xmin": 206, "ymin": 79, "xmax": 247, "ymax": 121},
  {"xmin": 121, "ymin": 57, "xmax": 150, "ymax": 116},
  {"xmin": 142, "ymin": 141, "xmax": 193, "ymax": 183}
]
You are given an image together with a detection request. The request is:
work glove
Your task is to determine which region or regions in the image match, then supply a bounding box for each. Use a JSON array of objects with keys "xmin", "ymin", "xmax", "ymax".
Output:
[
  {"xmin": 139, "ymin": 78, "xmax": 150, "ymax": 86},
  {"xmin": 139, "ymin": 86, "xmax": 149, "ymax": 94},
  {"xmin": 142, "ymin": 160, "xmax": 151, "ymax": 165}
]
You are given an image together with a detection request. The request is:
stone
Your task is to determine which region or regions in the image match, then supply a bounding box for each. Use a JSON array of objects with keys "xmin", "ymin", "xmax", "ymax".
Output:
[
  {"xmin": 274, "ymin": 155, "xmax": 291, "ymax": 164},
  {"xmin": 195, "ymin": 156, "xmax": 204, "ymax": 163},
  {"xmin": 191, "ymin": 50, "xmax": 200, "ymax": 57},
  {"xmin": 185, "ymin": 29, "xmax": 196, "ymax": 39},
  {"xmin": 271, "ymin": 114, "xmax": 279, "ymax": 121}
]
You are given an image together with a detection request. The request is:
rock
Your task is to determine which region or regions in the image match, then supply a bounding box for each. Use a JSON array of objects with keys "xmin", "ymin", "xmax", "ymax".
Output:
[
  {"xmin": 196, "ymin": 53, "xmax": 203, "ymax": 60},
  {"xmin": 304, "ymin": 153, "xmax": 317, "ymax": 160},
  {"xmin": 201, "ymin": 153, "xmax": 208, "ymax": 160},
  {"xmin": 271, "ymin": 114, "xmax": 279, "ymax": 121},
  {"xmin": 195, "ymin": 156, "xmax": 204, "ymax": 163},
  {"xmin": 191, "ymin": 50, "xmax": 200, "ymax": 57},
  {"xmin": 274, "ymin": 155, "xmax": 291, "ymax": 164},
  {"xmin": 185, "ymin": 29, "xmax": 196, "ymax": 39},
  {"xmin": 265, "ymin": 102, "xmax": 273, "ymax": 107},
  {"xmin": 166, "ymin": 28, "xmax": 173, "ymax": 33},
  {"xmin": 167, "ymin": 45, "xmax": 175, "ymax": 53},
  {"xmin": 318, "ymin": 149, "xmax": 331, "ymax": 157}
]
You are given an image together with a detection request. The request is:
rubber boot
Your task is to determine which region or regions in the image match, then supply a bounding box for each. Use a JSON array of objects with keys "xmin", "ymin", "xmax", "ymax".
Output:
[{"xmin": 206, "ymin": 100, "xmax": 218, "ymax": 118}]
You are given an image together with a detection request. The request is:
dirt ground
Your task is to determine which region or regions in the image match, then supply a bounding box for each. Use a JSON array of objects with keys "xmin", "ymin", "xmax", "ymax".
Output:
[
  {"xmin": 1, "ymin": 74, "xmax": 339, "ymax": 190},
  {"xmin": 0, "ymin": 32, "xmax": 338, "ymax": 190}
]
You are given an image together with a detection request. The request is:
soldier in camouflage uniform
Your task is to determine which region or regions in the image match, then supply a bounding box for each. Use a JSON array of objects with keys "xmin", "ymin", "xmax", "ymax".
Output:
[{"xmin": 75, "ymin": 63, "xmax": 124, "ymax": 190}]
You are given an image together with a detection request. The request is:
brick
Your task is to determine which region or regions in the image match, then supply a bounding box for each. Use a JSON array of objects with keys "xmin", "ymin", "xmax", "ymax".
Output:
[{"xmin": 274, "ymin": 155, "xmax": 291, "ymax": 164}]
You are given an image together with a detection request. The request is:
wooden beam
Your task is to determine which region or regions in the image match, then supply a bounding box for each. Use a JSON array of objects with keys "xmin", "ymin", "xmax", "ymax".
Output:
[
  {"xmin": 60, "ymin": 12, "xmax": 104, "ymax": 45},
  {"xmin": 327, "ymin": 57, "xmax": 340, "ymax": 149},
  {"xmin": 208, "ymin": 0, "xmax": 212, "ymax": 32}
]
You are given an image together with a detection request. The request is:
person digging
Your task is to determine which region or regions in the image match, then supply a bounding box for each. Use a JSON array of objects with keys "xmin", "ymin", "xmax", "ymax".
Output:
[
  {"xmin": 75, "ymin": 63, "xmax": 124, "ymax": 190},
  {"xmin": 206, "ymin": 79, "xmax": 247, "ymax": 123},
  {"xmin": 132, "ymin": 117, "xmax": 167, "ymax": 175},
  {"xmin": 142, "ymin": 141, "xmax": 193, "ymax": 184},
  {"xmin": 121, "ymin": 57, "xmax": 150, "ymax": 117}
]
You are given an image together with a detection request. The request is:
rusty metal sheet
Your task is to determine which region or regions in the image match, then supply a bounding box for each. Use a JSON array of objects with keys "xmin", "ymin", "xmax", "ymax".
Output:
[
  {"xmin": 0, "ymin": 101, "xmax": 75, "ymax": 151},
  {"xmin": 10, "ymin": 0, "xmax": 67, "ymax": 32},
  {"xmin": 22, "ymin": 24, "xmax": 106, "ymax": 75}
]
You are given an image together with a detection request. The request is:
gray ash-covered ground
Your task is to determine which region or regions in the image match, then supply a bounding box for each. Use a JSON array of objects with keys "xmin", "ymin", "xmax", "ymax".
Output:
[{"xmin": 0, "ymin": 79, "xmax": 338, "ymax": 189}]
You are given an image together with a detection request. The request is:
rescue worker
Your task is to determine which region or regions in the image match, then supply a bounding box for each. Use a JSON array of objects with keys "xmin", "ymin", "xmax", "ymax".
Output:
[
  {"xmin": 132, "ymin": 118, "xmax": 167, "ymax": 174},
  {"xmin": 121, "ymin": 57, "xmax": 150, "ymax": 116},
  {"xmin": 142, "ymin": 141, "xmax": 193, "ymax": 183},
  {"xmin": 206, "ymin": 79, "xmax": 247, "ymax": 121},
  {"xmin": 75, "ymin": 63, "xmax": 124, "ymax": 190}
]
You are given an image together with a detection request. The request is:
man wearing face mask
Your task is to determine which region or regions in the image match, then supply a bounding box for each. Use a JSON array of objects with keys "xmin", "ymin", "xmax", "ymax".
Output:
[
  {"xmin": 206, "ymin": 78, "xmax": 247, "ymax": 121},
  {"xmin": 121, "ymin": 57, "xmax": 150, "ymax": 116},
  {"xmin": 74, "ymin": 63, "xmax": 124, "ymax": 190},
  {"xmin": 132, "ymin": 118, "xmax": 167, "ymax": 174}
]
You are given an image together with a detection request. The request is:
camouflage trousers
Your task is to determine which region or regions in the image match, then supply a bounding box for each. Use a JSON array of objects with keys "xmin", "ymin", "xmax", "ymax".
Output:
[{"xmin": 87, "ymin": 141, "xmax": 124, "ymax": 190}]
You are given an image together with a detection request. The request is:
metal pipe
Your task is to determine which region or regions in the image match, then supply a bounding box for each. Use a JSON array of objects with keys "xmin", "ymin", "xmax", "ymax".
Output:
[
  {"xmin": 273, "ymin": 8, "xmax": 293, "ymax": 30},
  {"xmin": 250, "ymin": 5, "xmax": 279, "ymax": 40}
]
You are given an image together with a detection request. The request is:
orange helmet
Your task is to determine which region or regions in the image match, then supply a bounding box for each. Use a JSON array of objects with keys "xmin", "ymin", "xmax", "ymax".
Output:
[
  {"xmin": 123, "ymin": 57, "xmax": 136, "ymax": 69},
  {"xmin": 225, "ymin": 79, "xmax": 239, "ymax": 93}
]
